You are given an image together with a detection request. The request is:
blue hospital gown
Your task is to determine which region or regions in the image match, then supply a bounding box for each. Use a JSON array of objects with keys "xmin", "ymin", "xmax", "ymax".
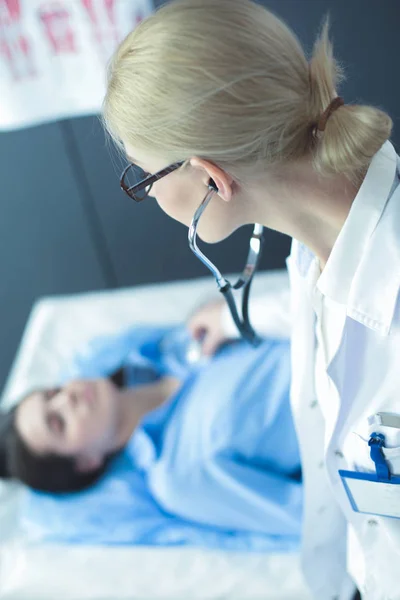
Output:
[{"xmin": 21, "ymin": 326, "xmax": 302, "ymax": 550}]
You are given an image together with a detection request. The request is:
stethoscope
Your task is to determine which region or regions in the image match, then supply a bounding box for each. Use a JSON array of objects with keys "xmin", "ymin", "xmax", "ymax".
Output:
[{"xmin": 188, "ymin": 179, "xmax": 264, "ymax": 347}]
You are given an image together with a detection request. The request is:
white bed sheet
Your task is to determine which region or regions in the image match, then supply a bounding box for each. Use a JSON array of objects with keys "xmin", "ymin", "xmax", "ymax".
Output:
[{"xmin": 0, "ymin": 271, "xmax": 311, "ymax": 600}]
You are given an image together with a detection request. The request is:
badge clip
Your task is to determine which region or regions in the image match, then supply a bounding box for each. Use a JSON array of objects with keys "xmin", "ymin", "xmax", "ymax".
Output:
[{"xmin": 368, "ymin": 432, "xmax": 390, "ymax": 482}]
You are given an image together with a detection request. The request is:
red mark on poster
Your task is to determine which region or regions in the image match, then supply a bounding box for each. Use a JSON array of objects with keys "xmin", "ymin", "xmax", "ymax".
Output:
[
  {"xmin": 133, "ymin": 9, "xmax": 144, "ymax": 27},
  {"xmin": 0, "ymin": 0, "xmax": 35, "ymax": 80},
  {"xmin": 81, "ymin": 0, "xmax": 119, "ymax": 59},
  {"xmin": 38, "ymin": 2, "xmax": 77, "ymax": 54}
]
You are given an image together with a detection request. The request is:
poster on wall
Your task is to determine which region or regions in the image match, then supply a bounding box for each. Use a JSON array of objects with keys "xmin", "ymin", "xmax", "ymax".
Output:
[{"xmin": 0, "ymin": 0, "xmax": 153, "ymax": 130}]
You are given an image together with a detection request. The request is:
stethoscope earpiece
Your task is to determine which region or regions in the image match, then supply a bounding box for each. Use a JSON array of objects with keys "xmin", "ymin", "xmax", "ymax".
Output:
[{"xmin": 208, "ymin": 178, "xmax": 218, "ymax": 192}]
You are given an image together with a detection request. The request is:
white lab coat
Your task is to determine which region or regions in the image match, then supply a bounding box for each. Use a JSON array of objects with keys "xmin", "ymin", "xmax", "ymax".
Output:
[{"xmin": 223, "ymin": 140, "xmax": 400, "ymax": 600}]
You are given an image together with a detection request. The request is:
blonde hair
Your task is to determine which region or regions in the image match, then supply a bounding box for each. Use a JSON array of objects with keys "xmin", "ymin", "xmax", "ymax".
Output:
[{"xmin": 103, "ymin": 0, "xmax": 392, "ymax": 186}]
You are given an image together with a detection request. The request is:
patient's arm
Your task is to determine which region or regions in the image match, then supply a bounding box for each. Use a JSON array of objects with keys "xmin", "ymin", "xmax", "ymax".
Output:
[
  {"xmin": 151, "ymin": 453, "xmax": 302, "ymax": 539},
  {"xmin": 210, "ymin": 455, "xmax": 302, "ymax": 537}
]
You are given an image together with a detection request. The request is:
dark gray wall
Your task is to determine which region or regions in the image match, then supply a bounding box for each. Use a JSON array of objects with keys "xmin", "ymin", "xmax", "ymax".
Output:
[{"xmin": 0, "ymin": 0, "xmax": 399, "ymax": 391}]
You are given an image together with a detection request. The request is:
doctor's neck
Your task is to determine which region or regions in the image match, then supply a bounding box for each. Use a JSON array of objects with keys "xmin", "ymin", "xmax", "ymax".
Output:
[{"xmin": 246, "ymin": 156, "xmax": 363, "ymax": 269}]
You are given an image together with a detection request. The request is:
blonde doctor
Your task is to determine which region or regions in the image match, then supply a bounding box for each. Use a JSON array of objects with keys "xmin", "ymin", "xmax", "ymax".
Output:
[{"xmin": 103, "ymin": 1, "xmax": 400, "ymax": 598}]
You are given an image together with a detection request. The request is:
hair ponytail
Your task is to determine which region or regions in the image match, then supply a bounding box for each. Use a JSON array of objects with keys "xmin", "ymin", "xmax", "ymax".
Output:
[{"xmin": 309, "ymin": 18, "xmax": 392, "ymax": 185}]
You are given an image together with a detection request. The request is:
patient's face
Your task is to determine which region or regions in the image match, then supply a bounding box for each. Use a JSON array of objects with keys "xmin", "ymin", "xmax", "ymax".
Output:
[{"xmin": 16, "ymin": 378, "xmax": 120, "ymax": 466}]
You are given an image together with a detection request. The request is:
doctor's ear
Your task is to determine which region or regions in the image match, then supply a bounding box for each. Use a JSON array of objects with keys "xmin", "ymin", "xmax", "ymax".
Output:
[{"xmin": 190, "ymin": 157, "xmax": 233, "ymax": 202}]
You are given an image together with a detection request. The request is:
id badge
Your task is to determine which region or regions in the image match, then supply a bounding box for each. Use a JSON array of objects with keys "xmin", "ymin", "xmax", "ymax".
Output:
[{"xmin": 339, "ymin": 432, "xmax": 400, "ymax": 520}]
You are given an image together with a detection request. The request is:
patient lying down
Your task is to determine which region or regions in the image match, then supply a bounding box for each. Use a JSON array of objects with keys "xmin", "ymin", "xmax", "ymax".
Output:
[{"xmin": 0, "ymin": 323, "xmax": 302, "ymax": 549}]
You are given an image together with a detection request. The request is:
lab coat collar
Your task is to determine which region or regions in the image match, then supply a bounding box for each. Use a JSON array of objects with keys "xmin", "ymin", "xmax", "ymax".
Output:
[{"xmin": 294, "ymin": 140, "xmax": 400, "ymax": 335}]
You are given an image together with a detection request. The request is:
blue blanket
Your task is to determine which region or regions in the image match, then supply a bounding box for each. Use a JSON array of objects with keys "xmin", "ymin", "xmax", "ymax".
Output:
[{"xmin": 21, "ymin": 326, "xmax": 302, "ymax": 551}]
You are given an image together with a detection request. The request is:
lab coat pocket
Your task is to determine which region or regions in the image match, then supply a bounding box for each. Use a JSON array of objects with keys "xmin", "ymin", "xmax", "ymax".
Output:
[
  {"xmin": 369, "ymin": 418, "xmax": 400, "ymax": 477},
  {"xmin": 344, "ymin": 432, "xmax": 375, "ymax": 474},
  {"xmin": 344, "ymin": 425, "xmax": 400, "ymax": 477},
  {"xmin": 381, "ymin": 445, "xmax": 400, "ymax": 477}
]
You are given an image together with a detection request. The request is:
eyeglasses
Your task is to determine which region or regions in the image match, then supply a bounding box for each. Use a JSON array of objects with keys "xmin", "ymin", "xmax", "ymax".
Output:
[{"xmin": 120, "ymin": 160, "xmax": 185, "ymax": 202}]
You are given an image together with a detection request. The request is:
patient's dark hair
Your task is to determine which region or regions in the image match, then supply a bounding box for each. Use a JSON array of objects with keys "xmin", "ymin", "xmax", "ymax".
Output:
[
  {"xmin": 0, "ymin": 408, "xmax": 119, "ymax": 493},
  {"xmin": 0, "ymin": 368, "xmax": 125, "ymax": 493}
]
